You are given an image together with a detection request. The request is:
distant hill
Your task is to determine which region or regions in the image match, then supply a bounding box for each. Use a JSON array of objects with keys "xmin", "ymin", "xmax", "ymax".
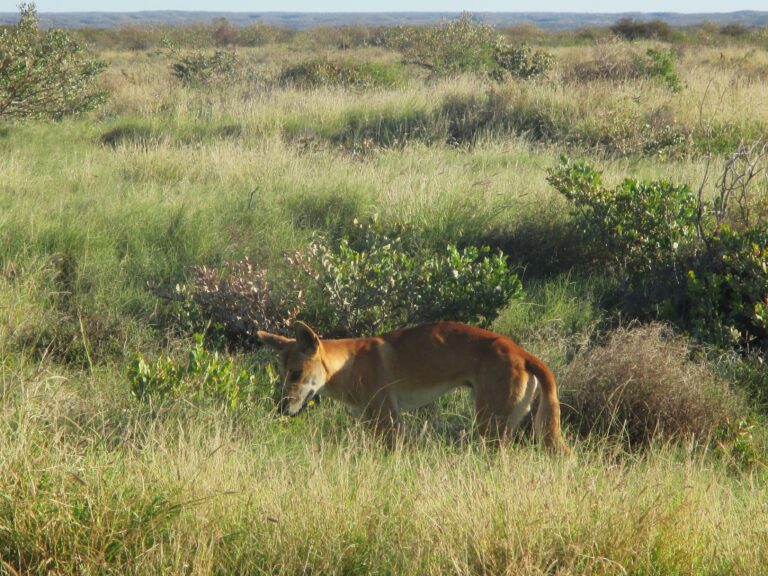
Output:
[{"xmin": 1, "ymin": 11, "xmax": 767, "ymax": 30}]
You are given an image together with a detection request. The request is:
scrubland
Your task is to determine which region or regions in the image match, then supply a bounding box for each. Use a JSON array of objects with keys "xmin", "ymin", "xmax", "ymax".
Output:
[{"xmin": 2, "ymin": 18, "xmax": 768, "ymax": 574}]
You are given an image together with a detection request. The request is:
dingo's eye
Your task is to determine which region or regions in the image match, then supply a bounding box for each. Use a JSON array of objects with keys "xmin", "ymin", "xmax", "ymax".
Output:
[{"xmin": 288, "ymin": 369, "xmax": 302, "ymax": 381}]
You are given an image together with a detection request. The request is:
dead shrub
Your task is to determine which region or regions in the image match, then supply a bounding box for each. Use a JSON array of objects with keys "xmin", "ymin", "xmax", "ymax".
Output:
[
  {"xmin": 560, "ymin": 323, "xmax": 744, "ymax": 446},
  {"xmin": 176, "ymin": 258, "xmax": 303, "ymax": 343},
  {"xmin": 566, "ymin": 39, "xmax": 643, "ymax": 83}
]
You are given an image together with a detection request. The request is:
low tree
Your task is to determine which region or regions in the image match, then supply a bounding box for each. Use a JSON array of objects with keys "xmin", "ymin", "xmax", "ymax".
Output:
[{"xmin": 0, "ymin": 3, "xmax": 107, "ymax": 120}]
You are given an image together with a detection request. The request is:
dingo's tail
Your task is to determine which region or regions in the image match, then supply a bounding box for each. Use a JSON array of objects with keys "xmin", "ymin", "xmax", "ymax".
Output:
[{"xmin": 526, "ymin": 356, "xmax": 568, "ymax": 454}]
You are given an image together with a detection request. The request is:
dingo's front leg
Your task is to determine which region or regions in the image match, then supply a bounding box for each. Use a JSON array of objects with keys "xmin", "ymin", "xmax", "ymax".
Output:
[{"xmin": 364, "ymin": 393, "xmax": 401, "ymax": 448}]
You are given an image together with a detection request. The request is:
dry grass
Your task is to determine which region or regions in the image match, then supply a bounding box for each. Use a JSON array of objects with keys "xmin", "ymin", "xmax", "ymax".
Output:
[
  {"xmin": 561, "ymin": 323, "xmax": 745, "ymax": 445},
  {"xmin": 562, "ymin": 39, "xmax": 650, "ymax": 83},
  {"xmin": 1, "ymin": 368, "xmax": 767, "ymax": 575}
]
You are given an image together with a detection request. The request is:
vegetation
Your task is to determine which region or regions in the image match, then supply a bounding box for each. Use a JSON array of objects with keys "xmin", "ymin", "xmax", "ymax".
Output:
[
  {"xmin": 0, "ymin": 3, "xmax": 106, "ymax": 119},
  {"xmin": 169, "ymin": 47, "xmax": 241, "ymax": 87},
  {"xmin": 130, "ymin": 333, "xmax": 260, "ymax": 408},
  {"xmin": 548, "ymin": 144, "xmax": 768, "ymax": 349},
  {"xmin": 2, "ymin": 8, "xmax": 768, "ymax": 573},
  {"xmin": 610, "ymin": 17, "xmax": 678, "ymax": 42},
  {"xmin": 560, "ymin": 323, "xmax": 746, "ymax": 446},
  {"xmin": 288, "ymin": 219, "xmax": 523, "ymax": 335},
  {"xmin": 279, "ymin": 59, "xmax": 407, "ymax": 89},
  {"xmin": 390, "ymin": 13, "xmax": 554, "ymax": 80}
]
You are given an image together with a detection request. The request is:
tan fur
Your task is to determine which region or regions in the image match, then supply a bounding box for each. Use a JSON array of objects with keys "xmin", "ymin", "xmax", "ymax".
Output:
[{"xmin": 258, "ymin": 321, "xmax": 567, "ymax": 452}]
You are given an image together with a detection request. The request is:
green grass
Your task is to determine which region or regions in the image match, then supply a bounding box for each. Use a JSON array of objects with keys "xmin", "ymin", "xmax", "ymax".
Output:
[{"xmin": 2, "ymin": 28, "xmax": 768, "ymax": 575}]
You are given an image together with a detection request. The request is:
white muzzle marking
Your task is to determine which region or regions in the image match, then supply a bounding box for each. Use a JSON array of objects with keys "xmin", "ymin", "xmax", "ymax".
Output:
[{"xmin": 287, "ymin": 380, "xmax": 321, "ymax": 415}]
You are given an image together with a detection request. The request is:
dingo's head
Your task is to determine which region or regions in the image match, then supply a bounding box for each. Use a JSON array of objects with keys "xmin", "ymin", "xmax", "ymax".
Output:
[{"xmin": 257, "ymin": 322, "xmax": 327, "ymax": 416}]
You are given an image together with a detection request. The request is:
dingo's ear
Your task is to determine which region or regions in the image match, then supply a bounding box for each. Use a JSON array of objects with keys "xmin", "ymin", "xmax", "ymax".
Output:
[
  {"xmin": 294, "ymin": 321, "xmax": 321, "ymax": 354},
  {"xmin": 257, "ymin": 330, "xmax": 293, "ymax": 350}
]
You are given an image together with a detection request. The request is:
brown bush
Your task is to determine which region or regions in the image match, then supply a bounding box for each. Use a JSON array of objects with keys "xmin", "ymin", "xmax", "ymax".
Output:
[
  {"xmin": 184, "ymin": 258, "xmax": 303, "ymax": 342},
  {"xmin": 566, "ymin": 39, "xmax": 644, "ymax": 83},
  {"xmin": 560, "ymin": 323, "xmax": 744, "ymax": 446}
]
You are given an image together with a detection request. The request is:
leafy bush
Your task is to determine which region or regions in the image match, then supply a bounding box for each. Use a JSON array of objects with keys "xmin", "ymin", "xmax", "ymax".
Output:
[
  {"xmin": 0, "ymin": 3, "xmax": 106, "ymax": 120},
  {"xmin": 170, "ymin": 48, "xmax": 240, "ymax": 87},
  {"xmin": 717, "ymin": 352, "xmax": 768, "ymax": 414},
  {"xmin": 685, "ymin": 143, "xmax": 768, "ymax": 348},
  {"xmin": 714, "ymin": 415, "xmax": 766, "ymax": 472},
  {"xmin": 130, "ymin": 334, "xmax": 260, "ymax": 409},
  {"xmin": 389, "ymin": 14, "xmax": 497, "ymax": 75},
  {"xmin": 549, "ymin": 146, "xmax": 768, "ymax": 351},
  {"xmin": 561, "ymin": 323, "xmax": 744, "ymax": 446},
  {"xmin": 162, "ymin": 221, "xmax": 522, "ymax": 340},
  {"xmin": 279, "ymin": 59, "xmax": 407, "ymax": 90},
  {"xmin": 491, "ymin": 43, "xmax": 555, "ymax": 81},
  {"xmin": 547, "ymin": 157, "xmax": 698, "ymax": 274},
  {"xmin": 289, "ymin": 219, "xmax": 523, "ymax": 336},
  {"xmin": 687, "ymin": 226, "xmax": 768, "ymax": 348},
  {"xmin": 389, "ymin": 13, "xmax": 552, "ymax": 80},
  {"xmin": 642, "ymin": 48, "xmax": 683, "ymax": 92}
]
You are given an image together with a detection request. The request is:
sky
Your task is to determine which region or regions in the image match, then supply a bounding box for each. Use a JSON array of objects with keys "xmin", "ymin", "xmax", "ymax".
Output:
[{"xmin": 1, "ymin": 0, "xmax": 767, "ymax": 11}]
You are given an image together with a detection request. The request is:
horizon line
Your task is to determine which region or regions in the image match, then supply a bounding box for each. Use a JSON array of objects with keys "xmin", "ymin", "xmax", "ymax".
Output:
[{"xmin": 6, "ymin": 9, "xmax": 768, "ymax": 15}]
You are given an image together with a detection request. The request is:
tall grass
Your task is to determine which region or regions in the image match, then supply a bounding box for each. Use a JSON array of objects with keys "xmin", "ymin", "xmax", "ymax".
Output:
[
  {"xmin": 2, "ymin": 368, "xmax": 767, "ymax": 575},
  {"xmin": 2, "ymin": 27, "xmax": 768, "ymax": 574}
]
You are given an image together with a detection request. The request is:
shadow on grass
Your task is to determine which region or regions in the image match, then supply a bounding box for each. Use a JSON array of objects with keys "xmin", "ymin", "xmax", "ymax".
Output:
[{"xmin": 100, "ymin": 121, "xmax": 243, "ymax": 148}]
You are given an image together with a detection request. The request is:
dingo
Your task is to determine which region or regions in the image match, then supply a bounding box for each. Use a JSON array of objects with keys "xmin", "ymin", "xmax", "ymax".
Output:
[{"xmin": 258, "ymin": 321, "xmax": 566, "ymax": 451}]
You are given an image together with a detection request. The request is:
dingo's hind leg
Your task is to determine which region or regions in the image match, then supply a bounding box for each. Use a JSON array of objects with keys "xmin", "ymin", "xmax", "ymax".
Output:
[
  {"xmin": 474, "ymin": 362, "xmax": 533, "ymax": 445},
  {"xmin": 507, "ymin": 373, "xmax": 538, "ymax": 437}
]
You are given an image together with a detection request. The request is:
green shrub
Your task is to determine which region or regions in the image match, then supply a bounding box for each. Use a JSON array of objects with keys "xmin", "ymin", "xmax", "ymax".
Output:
[
  {"xmin": 549, "ymin": 148, "xmax": 768, "ymax": 352},
  {"xmin": 610, "ymin": 18, "xmax": 677, "ymax": 42},
  {"xmin": 642, "ymin": 48, "xmax": 683, "ymax": 92},
  {"xmin": 389, "ymin": 13, "xmax": 497, "ymax": 75},
  {"xmin": 714, "ymin": 415, "xmax": 766, "ymax": 472},
  {"xmin": 546, "ymin": 157, "xmax": 698, "ymax": 274},
  {"xmin": 130, "ymin": 334, "xmax": 260, "ymax": 409},
  {"xmin": 0, "ymin": 3, "xmax": 107, "ymax": 120},
  {"xmin": 687, "ymin": 226, "xmax": 768, "ymax": 348},
  {"xmin": 685, "ymin": 143, "xmax": 768, "ymax": 348},
  {"xmin": 290, "ymin": 219, "xmax": 523, "ymax": 336},
  {"xmin": 170, "ymin": 48, "xmax": 240, "ymax": 87},
  {"xmin": 389, "ymin": 13, "xmax": 552, "ymax": 80},
  {"xmin": 491, "ymin": 43, "xmax": 554, "ymax": 81},
  {"xmin": 717, "ymin": 352, "xmax": 768, "ymax": 414},
  {"xmin": 279, "ymin": 59, "xmax": 407, "ymax": 90}
]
